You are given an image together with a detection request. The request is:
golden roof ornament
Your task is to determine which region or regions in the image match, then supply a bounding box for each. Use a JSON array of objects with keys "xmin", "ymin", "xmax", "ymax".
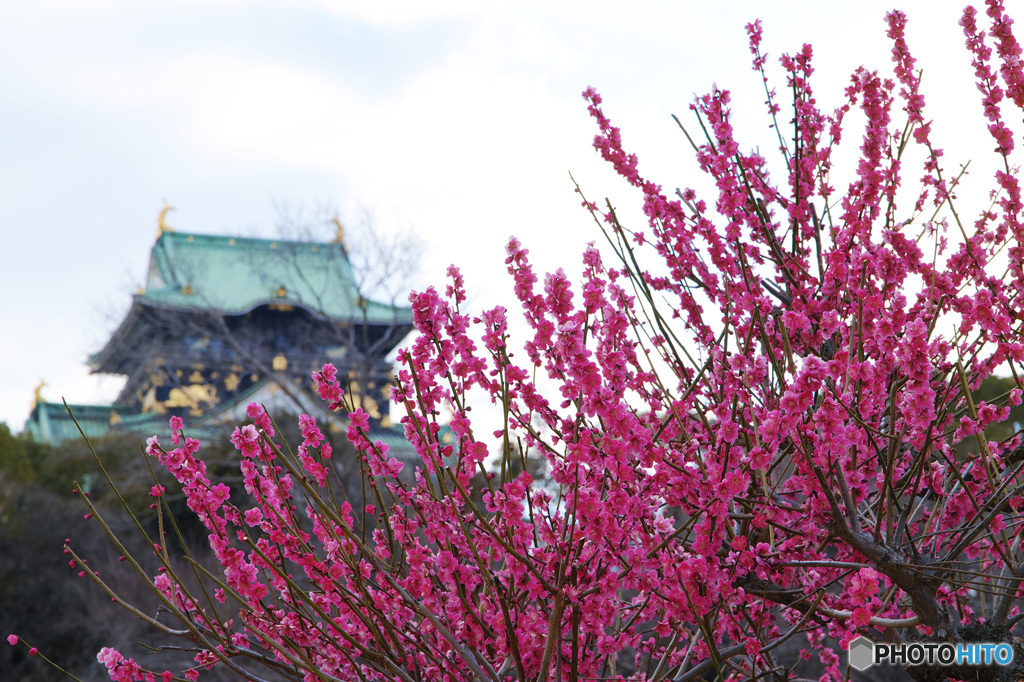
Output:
[
  {"xmin": 156, "ymin": 201, "xmax": 175, "ymax": 239},
  {"xmin": 32, "ymin": 380, "xmax": 46, "ymax": 408},
  {"xmin": 331, "ymin": 214, "xmax": 347, "ymax": 249}
]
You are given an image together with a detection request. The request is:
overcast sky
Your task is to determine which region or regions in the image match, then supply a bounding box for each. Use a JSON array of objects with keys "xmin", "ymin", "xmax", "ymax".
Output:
[{"xmin": 0, "ymin": 0, "xmax": 1007, "ymax": 430}]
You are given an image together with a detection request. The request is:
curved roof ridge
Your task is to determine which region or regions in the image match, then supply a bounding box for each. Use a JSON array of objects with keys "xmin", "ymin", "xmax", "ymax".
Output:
[{"xmin": 134, "ymin": 230, "xmax": 411, "ymax": 323}]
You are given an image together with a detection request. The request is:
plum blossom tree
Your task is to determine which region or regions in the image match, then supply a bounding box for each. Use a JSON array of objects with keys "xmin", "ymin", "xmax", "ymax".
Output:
[{"xmin": 9, "ymin": 3, "xmax": 1024, "ymax": 681}]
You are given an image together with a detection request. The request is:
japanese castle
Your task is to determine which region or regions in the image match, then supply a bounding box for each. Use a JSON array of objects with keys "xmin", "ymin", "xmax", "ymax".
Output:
[{"xmin": 26, "ymin": 211, "xmax": 414, "ymax": 446}]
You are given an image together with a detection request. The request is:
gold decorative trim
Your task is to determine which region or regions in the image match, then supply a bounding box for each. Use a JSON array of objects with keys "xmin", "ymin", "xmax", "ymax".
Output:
[
  {"xmin": 331, "ymin": 215, "xmax": 345, "ymax": 244},
  {"xmin": 31, "ymin": 380, "xmax": 46, "ymax": 408},
  {"xmin": 156, "ymin": 201, "xmax": 174, "ymax": 238}
]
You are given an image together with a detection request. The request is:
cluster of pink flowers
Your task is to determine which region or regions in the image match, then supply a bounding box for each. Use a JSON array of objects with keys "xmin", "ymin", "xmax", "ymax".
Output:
[{"xmin": 28, "ymin": 5, "xmax": 1024, "ymax": 681}]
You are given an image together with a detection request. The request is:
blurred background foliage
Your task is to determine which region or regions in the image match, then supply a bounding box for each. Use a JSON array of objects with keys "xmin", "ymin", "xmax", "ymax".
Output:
[
  {"xmin": 0, "ymin": 412, "xmax": 367, "ymax": 681},
  {"xmin": 953, "ymin": 375, "xmax": 1024, "ymax": 458}
]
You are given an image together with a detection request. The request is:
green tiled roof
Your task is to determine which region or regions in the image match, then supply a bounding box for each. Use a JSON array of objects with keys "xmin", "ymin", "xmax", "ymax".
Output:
[
  {"xmin": 141, "ymin": 231, "xmax": 411, "ymax": 325},
  {"xmin": 26, "ymin": 401, "xmax": 225, "ymax": 445},
  {"xmin": 25, "ymin": 394, "xmax": 424, "ymax": 459},
  {"xmin": 24, "ymin": 402, "xmax": 153, "ymax": 445}
]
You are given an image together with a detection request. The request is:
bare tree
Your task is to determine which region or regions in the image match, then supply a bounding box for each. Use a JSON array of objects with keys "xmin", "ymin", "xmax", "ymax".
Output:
[{"xmin": 268, "ymin": 201, "xmax": 424, "ymax": 421}]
